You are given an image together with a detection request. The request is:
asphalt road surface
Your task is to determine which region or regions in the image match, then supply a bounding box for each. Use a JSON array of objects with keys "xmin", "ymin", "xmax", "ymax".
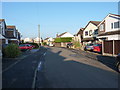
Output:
[
  {"xmin": 43, "ymin": 47, "xmax": 118, "ymax": 88},
  {"xmin": 2, "ymin": 46, "xmax": 119, "ymax": 88},
  {"xmin": 2, "ymin": 47, "xmax": 47, "ymax": 88}
]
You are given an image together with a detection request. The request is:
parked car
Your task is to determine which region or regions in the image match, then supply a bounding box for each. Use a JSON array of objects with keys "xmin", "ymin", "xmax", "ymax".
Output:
[
  {"xmin": 67, "ymin": 43, "xmax": 73, "ymax": 48},
  {"xmin": 49, "ymin": 43, "xmax": 54, "ymax": 47},
  {"xmin": 116, "ymin": 53, "xmax": 120, "ymax": 73},
  {"xmin": 19, "ymin": 44, "xmax": 33, "ymax": 51},
  {"xmin": 84, "ymin": 44, "xmax": 94, "ymax": 51},
  {"xmin": 93, "ymin": 44, "xmax": 102, "ymax": 53},
  {"xmin": 31, "ymin": 45, "xmax": 35, "ymax": 48}
]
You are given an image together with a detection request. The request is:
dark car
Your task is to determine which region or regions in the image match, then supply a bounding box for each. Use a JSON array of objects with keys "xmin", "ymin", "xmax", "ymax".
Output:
[
  {"xmin": 84, "ymin": 44, "xmax": 94, "ymax": 51},
  {"xmin": 67, "ymin": 43, "xmax": 73, "ymax": 48},
  {"xmin": 116, "ymin": 53, "xmax": 120, "ymax": 73}
]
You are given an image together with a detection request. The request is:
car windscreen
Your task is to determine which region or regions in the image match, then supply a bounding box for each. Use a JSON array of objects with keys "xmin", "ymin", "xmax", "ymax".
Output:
[
  {"xmin": 19, "ymin": 44, "xmax": 26, "ymax": 47},
  {"xmin": 94, "ymin": 44, "xmax": 101, "ymax": 46}
]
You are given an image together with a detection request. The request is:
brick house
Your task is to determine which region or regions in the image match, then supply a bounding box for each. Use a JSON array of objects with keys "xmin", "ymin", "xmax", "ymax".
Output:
[
  {"xmin": 6, "ymin": 25, "xmax": 21, "ymax": 45},
  {"xmin": 0, "ymin": 19, "xmax": 8, "ymax": 45}
]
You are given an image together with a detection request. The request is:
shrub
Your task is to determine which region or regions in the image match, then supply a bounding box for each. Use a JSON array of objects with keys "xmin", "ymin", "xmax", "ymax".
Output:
[
  {"xmin": 72, "ymin": 41, "xmax": 81, "ymax": 48},
  {"xmin": 42, "ymin": 42, "xmax": 47, "ymax": 45},
  {"xmin": 4, "ymin": 44, "xmax": 21, "ymax": 58}
]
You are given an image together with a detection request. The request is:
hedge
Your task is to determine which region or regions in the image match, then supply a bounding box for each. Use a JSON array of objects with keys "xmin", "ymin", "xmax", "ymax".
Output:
[{"xmin": 55, "ymin": 37, "xmax": 73, "ymax": 43}]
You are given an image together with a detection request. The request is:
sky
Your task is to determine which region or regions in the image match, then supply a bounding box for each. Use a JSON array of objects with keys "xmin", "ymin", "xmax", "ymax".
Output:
[{"xmin": 2, "ymin": 2, "xmax": 118, "ymax": 39}]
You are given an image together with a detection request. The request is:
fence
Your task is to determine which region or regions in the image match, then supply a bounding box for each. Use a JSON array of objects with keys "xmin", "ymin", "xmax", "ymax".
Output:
[{"xmin": 103, "ymin": 40, "xmax": 120, "ymax": 56}]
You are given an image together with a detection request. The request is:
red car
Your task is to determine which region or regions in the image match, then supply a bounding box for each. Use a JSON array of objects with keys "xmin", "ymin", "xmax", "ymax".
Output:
[
  {"xmin": 19, "ymin": 44, "xmax": 33, "ymax": 50},
  {"xmin": 93, "ymin": 44, "xmax": 102, "ymax": 53}
]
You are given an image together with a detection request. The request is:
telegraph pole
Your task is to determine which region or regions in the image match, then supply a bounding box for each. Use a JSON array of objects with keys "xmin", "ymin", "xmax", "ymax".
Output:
[{"xmin": 38, "ymin": 24, "xmax": 40, "ymax": 47}]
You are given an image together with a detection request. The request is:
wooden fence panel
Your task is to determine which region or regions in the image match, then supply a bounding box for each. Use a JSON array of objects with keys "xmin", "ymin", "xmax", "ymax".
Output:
[
  {"xmin": 114, "ymin": 40, "xmax": 120, "ymax": 55},
  {"xmin": 104, "ymin": 40, "xmax": 113, "ymax": 54}
]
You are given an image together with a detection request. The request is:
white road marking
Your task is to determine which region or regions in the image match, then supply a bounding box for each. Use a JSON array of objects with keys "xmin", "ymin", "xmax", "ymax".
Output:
[
  {"xmin": 32, "ymin": 61, "xmax": 42, "ymax": 88},
  {"xmin": 32, "ymin": 67, "xmax": 38, "ymax": 88},
  {"xmin": 44, "ymin": 52, "xmax": 46, "ymax": 56},
  {"xmin": 38, "ymin": 62, "xmax": 42, "ymax": 71}
]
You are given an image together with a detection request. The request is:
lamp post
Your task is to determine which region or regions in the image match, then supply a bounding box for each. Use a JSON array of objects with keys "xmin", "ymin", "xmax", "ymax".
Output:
[{"xmin": 38, "ymin": 24, "xmax": 40, "ymax": 47}]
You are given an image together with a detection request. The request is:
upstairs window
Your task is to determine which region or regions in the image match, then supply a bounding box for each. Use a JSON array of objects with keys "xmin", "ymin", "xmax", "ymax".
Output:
[
  {"xmin": 100, "ymin": 24, "xmax": 104, "ymax": 31},
  {"xmin": 89, "ymin": 30, "xmax": 92, "ymax": 36},
  {"xmin": 111, "ymin": 21, "xmax": 120, "ymax": 29},
  {"xmin": 114, "ymin": 21, "xmax": 119, "ymax": 29},
  {"xmin": 111, "ymin": 23, "xmax": 113, "ymax": 29},
  {"xmin": 94, "ymin": 29, "xmax": 98, "ymax": 35},
  {"xmin": 85, "ymin": 31, "xmax": 88, "ymax": 36}
]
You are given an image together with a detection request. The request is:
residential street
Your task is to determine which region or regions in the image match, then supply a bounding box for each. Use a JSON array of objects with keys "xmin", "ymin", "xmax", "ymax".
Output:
[
  {"xmin": 2, "ymin": 46, "xmax": 119, "ymax": 88},
  {"xmin": 2, "ymin": 47, "xmax": 47, "ymax": 88}
]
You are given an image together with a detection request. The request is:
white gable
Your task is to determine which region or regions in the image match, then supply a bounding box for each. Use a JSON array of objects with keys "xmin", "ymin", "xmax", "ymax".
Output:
[
  {"xmin": 83, "ymin": 23, "xmax": 98, "ymax": 38},
  {"xmin": 98, "ymin": 14, "xmax": 120, "ymax": 32},
  {"xmin": 60, "ymin": 32, "xmax": 74, "ymax": 37},
  {"xmin": 105, "ymin": 14, "xmax": 120, "ymax": 32}
]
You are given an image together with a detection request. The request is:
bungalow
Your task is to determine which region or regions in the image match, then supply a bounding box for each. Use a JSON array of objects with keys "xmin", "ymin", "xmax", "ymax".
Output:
[
  {"xmin": 43, "ymin": 37, "xmax": 54, "ymax": 46},
  {"xmin": 55, "ymin": 32, "xmax": 74, "ymax": 47},
  {"xmin": 5, "ymin": 25, "xmax": 20, "ymax": 45},
  {"xmin": 24, "ymin": 37, "xmax": 34, "ymax": 43},
  {"xmin": 34, "ymin": 37, "xmax": 42, "ymax": 45},
  {"xmin": 82, "ymin": 21, "xmax": 101, "ymax": 46},
  {"xmin": 97, "ymin": 13, "xmax": 120, "ymax": 56}
]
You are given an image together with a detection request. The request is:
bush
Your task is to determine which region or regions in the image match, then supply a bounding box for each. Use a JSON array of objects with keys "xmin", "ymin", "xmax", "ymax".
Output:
[
  {"xmin": 3, "ymin": 44, "xmax": 21, "ymax": 58},
  {"xmin": 72, "ymin": 41, "xmax": 81, "ymax": 48},
  {"xmin": 42, "ymin": 42, "xmax": 47, "ymax": 46}
]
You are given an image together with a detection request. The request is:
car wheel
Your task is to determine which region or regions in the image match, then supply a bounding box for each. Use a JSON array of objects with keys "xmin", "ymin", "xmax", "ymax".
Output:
[{"xmin": 117, "ymin": 62, "xmax": 120, "ymax": 73}]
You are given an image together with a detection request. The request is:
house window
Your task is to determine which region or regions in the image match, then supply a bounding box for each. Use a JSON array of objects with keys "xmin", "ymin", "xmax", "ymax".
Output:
[
  {"xmin": 8, "ymin": 28, "xmax": 14, "ymax": 30},
  {"xmin": 111, "ymin": 23, "xmax": 113, "ymax": 29},
  {"xmin": 85, "ymin": 31, "xmax": 88, "ymax": 36},
  {"xmin": 89, "ymin": 30, "xmax": 92, "ymax": 36},
  {"xmin": 114, "ymin": 21, "xmax": 119, "ymax": 29},
  {"xmin": 94, "ymin": 29, "xmax": 98, "ymax": 35},
  {"xmin": 100, "ymin": 24, "xmax": 104, "ymax": 31}
]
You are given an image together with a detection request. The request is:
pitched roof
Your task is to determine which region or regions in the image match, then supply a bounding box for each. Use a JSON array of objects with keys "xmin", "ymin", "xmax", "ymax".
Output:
[
  {"xmin": 90, "ymin": 21, "xmax": 101, "ymax": 26},
  {"xmin": 0, "ymin": 19, "xmax": 5, "ymax": 22},
  {"xmin": 7, "ymin": 26, "xmax": 16, "ymax": 29},
  {"xmin": 57, "ymin": 32, "xmax": 67, "ymax": 37},
  {"xmin": 84, "ymin": 21, "xmax": 101, "ymax": 30},
  {"xmin": 98, "ymin": 13, "xmax": 120, "ymax": 26},
  {"xmin": 76, "ymin": 28, "xmax": 85, "ymax": 36},
  {"xmin": 44, "ymin": 37, "xmax": 50, "ymax": 40},
  {"xmin": 110, "ymin": 13, "xmax": 120, "ymax": 17}
]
